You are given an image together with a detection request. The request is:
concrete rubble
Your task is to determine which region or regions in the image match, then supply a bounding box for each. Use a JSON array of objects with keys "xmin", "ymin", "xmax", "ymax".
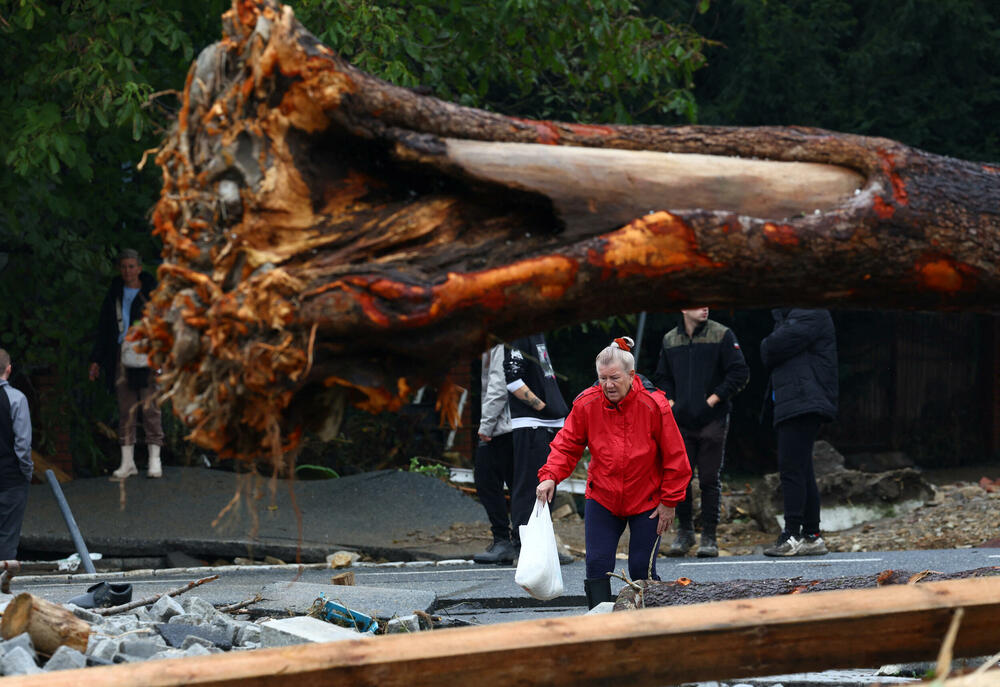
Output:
[{"xmin": 0, "ymin": 579, "xmax": 441, "ymax": 676}]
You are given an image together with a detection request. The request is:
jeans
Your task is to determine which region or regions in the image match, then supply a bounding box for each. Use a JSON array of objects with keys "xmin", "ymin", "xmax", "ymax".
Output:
[{"xmin": 584, "ymin": 499, "xmax": 661, "ymax": 582}]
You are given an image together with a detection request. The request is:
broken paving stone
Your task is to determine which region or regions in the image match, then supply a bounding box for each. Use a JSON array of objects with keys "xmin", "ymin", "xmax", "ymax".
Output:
[
  {"xmin": 326, "ymin": 551, "xmax": 360, "ymax": 569},
  {"xmin": 65, "ymin": 603, "xmax": 103, "ymax": 624},
  {"xmin": 182, "ymin": 596, "xmax": 220, "ymax": 622},
  {"xmin": 45, "ymin": 644, "xmax": 87, "ymax": 671},
  {"xmin": 236, "ymin": 623, "xmax": 261, "ymax": 646},
  {"xmin": 156, "ymin": 623, "xmax": 233, "ymax": 651},
  {"xmin": 87, "ymin": 638, "xmax": 118, "ymax": 663},
  {"xmin": 2, "ymin": 646, "xmax": 42, "ymax": 676},
  {"xmin": 180, "ymin": 635, "xmax": 216, "ymax": 651},
  {"xmin": 586, "ymin": 602, "xmax": 615, "ymax": 615},
  {"xmin": 0, "ymin": 632, "xmax": 34, "ymax": 658},
  {"xmin": 119, "ymin": 638, "xmax": 163, "ymax": 660},
  {"xmin": 260, "ymin": 617, "xmax": 367, "ymax": 647},
  {"xmin": 149, "ymin": 594, "xmax": 185, "ymax": 622}
]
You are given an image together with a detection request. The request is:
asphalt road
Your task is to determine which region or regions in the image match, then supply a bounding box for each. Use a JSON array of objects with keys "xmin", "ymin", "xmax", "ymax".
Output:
[{"xmin": 8, "ymin": 547, "xmax": 998, "ymax": 626}]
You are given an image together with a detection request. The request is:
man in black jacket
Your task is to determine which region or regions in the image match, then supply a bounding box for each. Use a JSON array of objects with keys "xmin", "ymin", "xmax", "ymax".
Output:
[
  {"xmin": 760, "ymin": 308, "xmax": 838, "ymax": 556},
  {"xmin": 504, "ymin": 334, "xmax": 569, "ymax": 547},
  {"xmin": 654, "ymin": 307, "xmax": 749, "ymax": 557}
]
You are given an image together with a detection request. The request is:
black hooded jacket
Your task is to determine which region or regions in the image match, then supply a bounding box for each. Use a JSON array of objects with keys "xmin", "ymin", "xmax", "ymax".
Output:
[
  {"xmin": 760, "ymin": 308, "xmax": 838, "ymax": 427},
  {"xmin": 89, "ymin": 271, "xmax": 157, "ymax": 393}
]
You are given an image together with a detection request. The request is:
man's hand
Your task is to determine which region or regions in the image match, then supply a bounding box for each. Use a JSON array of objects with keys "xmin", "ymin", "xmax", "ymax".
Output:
[
  {"xmin": 706, "ymin": 393, "xmax": 721, "ymax": 408},
  {"xmin": 536, "ymin": 479, "xmax": 555, "ymax": 503},
  {"xmin": 477, "ymin": 432, "xmax": 492, "ymax": 442},
  {"xmin": 649, "ymin": 504, "xmax": 675, "ymax": 535},
  {"xmin": 88, "ymin": 362, "xmax": 100, "ymax": 382}
]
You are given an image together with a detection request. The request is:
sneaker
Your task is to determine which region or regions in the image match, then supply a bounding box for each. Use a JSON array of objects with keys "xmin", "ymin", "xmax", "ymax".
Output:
[
  {"xmin": 763, "ymin": 533, "xmax": 801, "ymax": 557},
  {"xmin": 696, "ymin": 534, "xmax": 718, "ymax": 558},
  {"xmin": 797, "ymin": 534, "xmax": 829, "ymax": 556},
  {"xmin": 473, "ymin": 538, "xmax": 516, "ymax": 564},
  {"xmin": 667, "ymin": 529, "xmax": 696, "ymax": 557}
]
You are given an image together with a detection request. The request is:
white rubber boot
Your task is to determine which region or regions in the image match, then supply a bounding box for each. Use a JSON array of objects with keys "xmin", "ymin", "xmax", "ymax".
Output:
[
  {"xmin": 147, "ymin": 444, "xmax": 162, "ymax": 478},
  {"xmin": 111, "ymin": 445, "xmax": 138, "ymax": 480}
]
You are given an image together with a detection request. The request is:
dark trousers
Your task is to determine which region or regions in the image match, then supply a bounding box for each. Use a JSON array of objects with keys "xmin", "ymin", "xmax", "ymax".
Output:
[
  {"xmin": 0, "ymin": 481, "xmax": 29, "ymax": 560},
  {"xmin": 473, "ymin": 432, "xmax": 514, "ymax": 541},
  {"xmin": 584, "ymin": 499, "xmax": 660, "ymax": 582},
  {"xmin": 511, "ymin": 426, "xmax": 559, "ymax": 544},
  {"xmin": 676, "ymin": 416, "xmax": 729, "ymax": 535},
  {"xmin": 776, "ymin": 413, "xmax": 823, "ymax": 537}
]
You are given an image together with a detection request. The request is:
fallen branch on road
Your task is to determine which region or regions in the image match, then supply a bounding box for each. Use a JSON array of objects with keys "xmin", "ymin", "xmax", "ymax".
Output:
[{"xmin": 93, "ymin": 575, "xmax": 220, "ymax": 616}]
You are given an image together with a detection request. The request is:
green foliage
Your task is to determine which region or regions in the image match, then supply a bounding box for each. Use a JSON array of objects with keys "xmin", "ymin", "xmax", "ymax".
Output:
[
  {"xmin": 294, "ymin": 0, "xmax": 711, "ymax": 123},
  {"xmin": 295, "ymin": 463, "xmax": 341, "ymax": 479},
  {"xmin": 407, "ymin": 457, "xmax": 450, "ymax": 480},
  {"xmin": 679, "ymin": 0, "xmax": 1000, "ymax": 160},
  {"xmin": 0, "ymin": 0, "xmax": 227, "ymax": 469}
]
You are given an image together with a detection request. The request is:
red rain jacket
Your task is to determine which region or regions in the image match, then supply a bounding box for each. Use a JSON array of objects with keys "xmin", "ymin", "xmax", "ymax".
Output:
[{"xmin": 539, "ymin": 376, "xmax": 691, "ymax": 517}]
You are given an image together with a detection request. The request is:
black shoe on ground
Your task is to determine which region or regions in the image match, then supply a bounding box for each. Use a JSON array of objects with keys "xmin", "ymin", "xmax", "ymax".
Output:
[
  {"xmin": 473, "ymin": 538, "xmax": 516, "ymax": 564},
  {"xmin": 796, "ymin": 533, "xmax": 829, "ymax": 555},
  {"xmin": 66, "ymin": 581, "xmax": 134, "ymax": 609},
  {"xmin": 763, "ymin": 532, "xmax": 800, "ymax": 557},
  {"xmin": 667, "ymin": 529, "xmax": 696, "ymax": 557},
  {"xmin": 696, "ymin": 534, "xmax": 718, "ymax": 558}
]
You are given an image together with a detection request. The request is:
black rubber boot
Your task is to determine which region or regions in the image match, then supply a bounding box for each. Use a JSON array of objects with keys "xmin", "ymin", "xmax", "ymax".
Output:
[
  {"xmin": 584, "ymin": 577, "xmax": 613, "ymax": 609},
  {"xmin": 667, "ymin": 528, "xmax": 696, "ymax": 557},
  {"xmin": 473, "ymin": 538, "xmax": 517, "ymax": 564}
]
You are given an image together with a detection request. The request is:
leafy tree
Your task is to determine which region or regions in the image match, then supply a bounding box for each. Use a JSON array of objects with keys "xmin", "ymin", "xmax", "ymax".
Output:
[
  {"xmin": 672, "ymin": 0, "xmax": 1000, "ymax": 160},
  {"xmin": 295, "ymin": 0, "xmax": 711, "ymax": 124},
  {"xmin": 0, "ymin": 0, "xmax": 227, "ymax": 470}
]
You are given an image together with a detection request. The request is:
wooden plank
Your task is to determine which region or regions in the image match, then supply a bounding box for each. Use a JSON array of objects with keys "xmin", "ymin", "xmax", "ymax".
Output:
[{"xmin": 1, "ymin": 576, "xmax": 998, "ymax": 687}]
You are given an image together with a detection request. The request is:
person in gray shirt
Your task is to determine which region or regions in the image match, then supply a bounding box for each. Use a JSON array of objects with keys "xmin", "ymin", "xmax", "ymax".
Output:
[{"xmin": 0, "ymin": 348, "xmax": 32, "ymax": 560}]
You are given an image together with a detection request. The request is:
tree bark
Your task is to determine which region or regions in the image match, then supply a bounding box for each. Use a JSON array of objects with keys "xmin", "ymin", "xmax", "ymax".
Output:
[
  {"xmin": 140, "ymin": 0, "xmax": 1000, "ymax": 459},
  {"xmin": 0, "ymin": 593, "xmax": 91, "ymax": 655}
]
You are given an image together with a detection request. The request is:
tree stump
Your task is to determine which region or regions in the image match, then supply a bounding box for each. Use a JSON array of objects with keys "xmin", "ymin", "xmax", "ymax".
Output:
[{"xmin": 0, "ymin": 593, "xmax": 91, "ymax": 655}]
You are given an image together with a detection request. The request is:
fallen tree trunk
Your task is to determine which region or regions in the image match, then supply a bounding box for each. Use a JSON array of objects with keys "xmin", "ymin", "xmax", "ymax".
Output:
[
  {"xmin": 139, "ymin": 0, "xmax": 1000, "ymax": 458},
  {"xmin": 3, "ymin": 576, "xmax": 1000, "ymax": 687},
  {"xmin": 618, "ymin": 566, "xmax": 1000, "ymax": 609},
  {"xmin": 0, "ymin": 593, "xmax": 91, "ymax": 655}
]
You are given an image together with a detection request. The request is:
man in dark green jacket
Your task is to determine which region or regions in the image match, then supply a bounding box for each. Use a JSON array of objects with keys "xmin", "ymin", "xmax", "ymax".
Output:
[{"xmin": 654, "ymin": 308, "xmax": 749, "ymax": 557}]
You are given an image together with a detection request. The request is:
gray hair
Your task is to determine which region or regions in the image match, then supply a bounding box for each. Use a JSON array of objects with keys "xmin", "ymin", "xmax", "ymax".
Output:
[
  {"xmin": 595, "ymin": 336, "xmax": 635, "ymax": 373},
  {"xmin": 117, "ymin": 248, "xmax": 141, "ymax": 264}
]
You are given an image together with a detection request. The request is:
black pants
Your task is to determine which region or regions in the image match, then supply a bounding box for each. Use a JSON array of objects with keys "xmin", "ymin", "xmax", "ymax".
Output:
[
  {"xmin": 676, "ymin": 416, "xmax": 729, "ymax": 536},
  {"xmin": 511, "ymin": 425, "xmax": 559, "ymax": 544},
  {"xmin": 0, "ymin": 481, "xmax": 29, "ymax": 560},
  {"xmin": 776, "ymin": 413, "xmax": 823, "ymax": 537},
  {"xmin": 584, "ymin": 499, "xmax": 660, "ymax": 581},
  {"xmin": 473, "ymin": 432, "xmax": 514, "ymax": 541}
]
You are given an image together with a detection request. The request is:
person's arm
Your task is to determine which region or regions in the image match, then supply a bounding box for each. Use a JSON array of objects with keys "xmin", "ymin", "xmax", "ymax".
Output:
[
  {"xmin": 710, "ymin": 329, "xmax": 750, "ymax": 406},
  {"xmin": 10, "ymin": 392, "xmax": 32, "ymax": 481},
  {"xmin": 478, "ymin": 346, "xmax": 508, "ymax": 440},
  {"xmin": 657, "ymin": 404, "xmax": 691, "ymax": 507},
  {"xmin": 760, "ymin": 309, "xmax": 822, "ymax": 368},
  {"xmin": 535, "ymin": 404, "xmax": 587, "ymax": 501},
  {"xmin": 504, "ymin": 345, "xmax": 548, "ymax": 413}
]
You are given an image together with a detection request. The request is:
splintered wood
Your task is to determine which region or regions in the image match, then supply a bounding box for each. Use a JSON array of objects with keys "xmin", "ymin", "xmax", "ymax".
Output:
[{"xmin": 140, "ymin": 0, "xmax": 1000, "ymax": 461}]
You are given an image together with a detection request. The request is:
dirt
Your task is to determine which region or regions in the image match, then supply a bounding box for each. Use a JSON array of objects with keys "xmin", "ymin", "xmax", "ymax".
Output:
[{"xmin": 449, "ymin": 468, "xmax": 1000, "ymax": 560}]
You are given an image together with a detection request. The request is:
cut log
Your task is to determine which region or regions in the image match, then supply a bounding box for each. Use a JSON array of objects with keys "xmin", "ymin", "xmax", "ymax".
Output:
[
  {"xmin": 138, "ymin": 0, "xmax": 1000, "ymax": 458},
  {"xmin": 0, "ymin": 592, "xmax": 90, "ymax": 655},
  {"xmin": 1, "ymin": 576, "xmax": 999, "ymax": 687}
]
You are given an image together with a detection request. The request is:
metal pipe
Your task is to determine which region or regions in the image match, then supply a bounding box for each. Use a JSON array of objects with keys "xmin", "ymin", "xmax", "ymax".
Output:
[{"xmin": 44, "ymin": 469, "xmax": 97, "ymax": 575}]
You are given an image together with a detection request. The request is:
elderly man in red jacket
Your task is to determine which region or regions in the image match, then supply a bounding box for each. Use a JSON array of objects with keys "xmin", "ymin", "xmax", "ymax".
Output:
[{"xmin": 536, "ymin": 337, "xmax": 691, "ymax": 609}]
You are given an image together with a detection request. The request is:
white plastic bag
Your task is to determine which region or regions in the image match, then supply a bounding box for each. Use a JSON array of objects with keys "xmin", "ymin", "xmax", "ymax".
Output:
[{"xmin": 514, "ymin": 499, "xmax": 564, "ymax": 600}]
